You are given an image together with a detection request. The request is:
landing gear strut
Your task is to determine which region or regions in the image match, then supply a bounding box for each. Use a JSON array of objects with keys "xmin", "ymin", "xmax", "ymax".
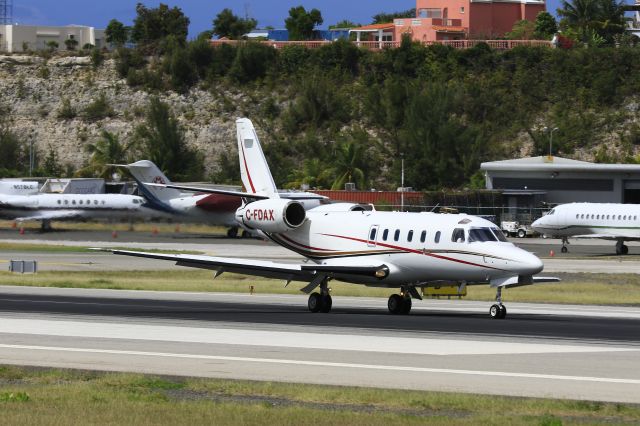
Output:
[
  {"xmin": 616, "ymin": 241, "xmax": 628, "ymax": 255},
  {"xmin": 561, "ymin": 237, "xmax": 569, "ymax": 253},
  {"xmin": 307, "ymin": 279, "xmax": 332, "ymax": 313},
  {"xmin": 388, "ymin": 288, "xmax": 412, "ymax": 315},
  {"xmin": 489, "ymin": 286, "xmax": 507, "ymax": 319}
]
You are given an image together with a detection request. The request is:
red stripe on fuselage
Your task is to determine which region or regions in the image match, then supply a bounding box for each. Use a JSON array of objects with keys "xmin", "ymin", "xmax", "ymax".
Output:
[
  {"xmin": 279, "ymin": 234, "xmax": 334, "ymax": 252},
  {"xmin": 320, "ymin": 233, "xmax": 505, "ymax": 271},
  {"xmin": 240, "ymin": 140, "xmax": 256, "ymax": 194}
]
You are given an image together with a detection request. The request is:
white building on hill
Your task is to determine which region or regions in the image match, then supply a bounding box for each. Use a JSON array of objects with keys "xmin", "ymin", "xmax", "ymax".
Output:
[{"xmin": 0, "ymin": 24, "xmax": 106, "ymax": 53}]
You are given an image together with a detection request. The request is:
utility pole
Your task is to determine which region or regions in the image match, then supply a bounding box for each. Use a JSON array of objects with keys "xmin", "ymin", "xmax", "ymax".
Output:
[
  {"xmin": 400, "ymin": 154, "xmax": 404, "ymax": 212},
  {"xmin": 543, "ymin": 126, "xmax": 559, "ymax": 158}
]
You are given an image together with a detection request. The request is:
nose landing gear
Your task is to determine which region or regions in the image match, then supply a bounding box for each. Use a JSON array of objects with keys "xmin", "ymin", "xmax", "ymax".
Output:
[
  {"xmin": 490, "ymin": 286, "xmax": 507, "ymax": 319},
  {"xmin": 561, "ymin": 237, "xmax": 569, "ymax": 253}
]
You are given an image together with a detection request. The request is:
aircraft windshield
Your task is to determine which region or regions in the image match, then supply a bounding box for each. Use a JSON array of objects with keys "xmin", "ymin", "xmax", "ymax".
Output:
[
  {"xmin": 491, "ymin": 227, "xmax": 508, "ymax": 242},
  {"xmin": 468, "ymin": 227, "xmax": 498, "ymax": 243}
]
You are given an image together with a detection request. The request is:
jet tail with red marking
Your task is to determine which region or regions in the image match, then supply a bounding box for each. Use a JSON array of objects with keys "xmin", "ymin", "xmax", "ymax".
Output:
[{"xmin": 236, "ymin": 118, "xmax": 279, "ymax": 199}]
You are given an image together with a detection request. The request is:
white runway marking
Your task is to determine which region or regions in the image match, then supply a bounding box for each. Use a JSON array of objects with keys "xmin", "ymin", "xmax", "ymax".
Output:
[
  {"xmin": 0, "ymin": 318, "xmax": 635, "ymax": 356},
  {"xmin": 1, "ymin": 343, "xmax": 639, "ymax": 385}
]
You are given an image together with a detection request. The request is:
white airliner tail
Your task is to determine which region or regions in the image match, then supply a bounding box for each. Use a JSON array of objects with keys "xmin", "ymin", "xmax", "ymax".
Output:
[
  {"xmin": 125, "ymin": 160, "xmax": 181, "ymax": 202},
  {"xmin": 236, "ymin": 118, "xmax": 279, "ymax": 199}
]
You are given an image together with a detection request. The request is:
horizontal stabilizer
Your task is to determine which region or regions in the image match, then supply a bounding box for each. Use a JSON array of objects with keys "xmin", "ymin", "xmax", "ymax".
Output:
[{"xmin": 144, "ymin": 183, "xmax": 269, "ymax": 200}]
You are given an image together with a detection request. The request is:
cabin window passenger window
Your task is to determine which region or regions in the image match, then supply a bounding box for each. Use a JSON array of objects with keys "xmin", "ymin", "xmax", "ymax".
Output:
[
  {"xmin": 369, "ymin": 228, "xmax": 377, "ymax": 241},
  {"xmin": 407, "ymin": 230, "xmax": 413, "ymax": 242},
  {"xmin": 64, "ymin": 200, "xmax": 69, "ymax": 205},
  {"xmin": 57, "ymin": 200, "xmax": 61, "ymax": 205},
  {"xmin": 87, "ymin": 200, "xmax": 90, "ymax": 205},
  {"xmin": 451, "ymin": 228, "xmax": 465, "ymax": 243},
  {"xmin": 576, "ymin": 214, "xmax": 579, "ymax": 219},
  {"xmin": 94, "ymin": 200, "xmax": 98, "ymax": 205},
  {"xmin": 79, "ymin": 200, "xmax": 83, "ymax": 205},
  {"xmin": 420, "ymin": 231, "xmax": 426, "ymax": 243},
  {"xmin": 394, "ymin": 229, "xmax": 400, "ymax": 241},
  {"xmin": 618, "ymin": 215, "xmax": 621, "ymax": 220},
  {"xmin": 435, "ymin": 231, "xmax": 441, "ymax": 243},
  {"xmin": 101, "ymin": 200, "xmax": 105, "ymax": 205},
  {"xmin": 624, "ymin": 215, "xmax": 627, "ymax": 220},
  {"xmin": 382, "ymin": 229, "xmax": 389, "ymax": 241},
  {"xmin": 607, "ymin": 215, "xmax": 610, "ymax": 219},
  {"xmin": 581, "ymin": 214, "xmax": 584, "ymax": 219},
  {"xmin": 597, "ymin": 215, "xmax": 600, "ymax": 219}
]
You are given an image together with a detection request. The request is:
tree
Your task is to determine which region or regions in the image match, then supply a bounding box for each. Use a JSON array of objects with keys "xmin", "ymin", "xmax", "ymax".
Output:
[
  {"xmin": 46, "ymin": 40, "xmax": 59, "ymax": 52},
  {"xmin": 80, "ymin": 130, "xmax": 131, "ymax": 179},
  {"xmin": 329, "ymin": 20, "xmax": 359, "ymax": 29},
  {"xmin": 558, "ymin": 0, "xmax": 625, "ymax": 44},
  {"xmin": 331, "ymin": 140, "xmax": 366, "ymax": 190},
  {"xmin": 285, "ymin": 6, "xmax": 323, "ymax": 41},
  {"xmin": 372, "ymin": 9, "xmax": 415, "ymax": 24},
  {"xmin": 212, "ymin": 8, "xmax": 257, "ymax": 39},
  {"xmin": 506, "ymin": 20, "xmax": 536, "ymax": 40},
  {"xmin": 130, "ymin": 3, "xmax": 190, "ymax": 50},
  {"xmin": 64, "ymin": 38, "xmax": 78, "ymax": 51},
  {"xmin": 534, "ymin": 11, "xmax": 558, "ymax": 39},
  {"xmin": 133, "ymin": 98, "xmax": 203, "ymax": 181},
  {"xmin": 105, "ymin": 19, "xmax": 130, "ymax": 47}
]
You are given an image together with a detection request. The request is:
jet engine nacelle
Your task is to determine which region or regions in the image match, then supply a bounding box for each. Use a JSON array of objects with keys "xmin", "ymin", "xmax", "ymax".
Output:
[{"xmin": 237, "ymin": 199, "xmax": 306, "ymax": 233}]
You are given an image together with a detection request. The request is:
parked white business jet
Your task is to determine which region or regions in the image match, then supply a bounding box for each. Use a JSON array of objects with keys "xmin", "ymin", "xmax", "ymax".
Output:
[
  {"xmin": 532, "ymin": 203, "xmax": 640, "ymax": 255},
  {"xmin": 108, "ymin": 118, "xmax": 556, "ymax": 318},
  {"xmin": 0, "ymin": 193, "xmax": 165, "ymax": 226},
  {"xmin": 118, "ymin": 160, "xmax": 329, "ymax": 238}
]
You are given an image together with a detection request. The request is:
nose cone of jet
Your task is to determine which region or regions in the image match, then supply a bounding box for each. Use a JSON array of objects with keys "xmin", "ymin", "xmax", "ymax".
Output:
[
  {"xmin": 531, "ymin": 217, "xmax": 544, "ymax": 231},
  {"xmin": 521, "ymin": 251, "xmax": 544, "ymax": 275}
]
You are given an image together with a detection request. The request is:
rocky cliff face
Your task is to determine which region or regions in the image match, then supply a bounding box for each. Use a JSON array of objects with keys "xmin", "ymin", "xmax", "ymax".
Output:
[{"xmin": 0, "ymin": 55, "xmax": 241, "ymax": 177}]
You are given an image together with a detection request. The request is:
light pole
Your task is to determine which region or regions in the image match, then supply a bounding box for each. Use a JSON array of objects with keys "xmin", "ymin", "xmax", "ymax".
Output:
[
  {"xmin": 29, "ymin": 139, "xmax": 34, "ymax": 177},
  {"xmin": 400, "ymin": 154, "xmax": 404, "ymax": 212},
  {"xmin": 543, "ymin": 126, "xmax": 559, "ymax": 158}
]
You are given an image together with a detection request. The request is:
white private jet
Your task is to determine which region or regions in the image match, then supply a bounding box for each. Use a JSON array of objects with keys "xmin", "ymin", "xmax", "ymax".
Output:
[
  {"xmin": 532, "ymin": 203, "xmax": 640, "ymax": 255},
  {"xmin": 107, "ymin": 118, "xmax": 557, "ymax": 319},
  {"xmin": 0, "ymin": 192, "xmax": 166, "ymax": 226},
  {"xmin": 116, "ymin": 160, "xmax": 329, "ymax": 238}
]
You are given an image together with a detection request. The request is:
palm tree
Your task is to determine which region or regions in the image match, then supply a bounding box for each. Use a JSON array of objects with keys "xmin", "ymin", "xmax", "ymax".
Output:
[
  {"xmin": 331, "ymin": 141, "xmax": 366, "ymax": 190},
  {"xmin": 78, "ymin": 130, "xmax": 132, "ymax": 179},
  {"xmin": 558, "ymin": 0, "xmax": 626, "ymax": 43}
]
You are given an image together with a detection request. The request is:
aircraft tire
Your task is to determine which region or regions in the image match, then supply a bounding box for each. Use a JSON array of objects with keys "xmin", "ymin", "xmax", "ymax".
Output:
[
  {"xmin": 400, "ymin": 298, "xmax": 412, "ymax": 315},
  {"xmin": 308, "ymin": 292, "xmax": 322, "ymax": 313},
  {"xmin": 622, "ymin": 244, "xmax": 629, "ymax": 255},
  {"xmin": 561, "ymin": 246, "xmax": 568, "ymax": 253},
  {"xmin": 490, "ymin": 304, "xmax": 501, "ymax": 319},
  {"xmin": 226, "ymin": 227, "xmax": 238, "ymax": 238},
  {"xmin": 498, "ymin": 305, "xmax": 507, "ymax": 319},
  {"xmin": 388, "ymin": 294, "xmax": 403, "ymax": 315},
  {"xmin": 320, "ymin": 295, "xmax": 332, "ymax": 313}
]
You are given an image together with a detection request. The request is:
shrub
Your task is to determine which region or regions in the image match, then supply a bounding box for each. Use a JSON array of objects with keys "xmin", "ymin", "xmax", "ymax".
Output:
[
  {"xmin": 57, "ymin": 98, "xmax": 77, "ymax": 120},
  {"xmin": 83, "ymin": 93, "xmax": 114, "ymax": 122}
]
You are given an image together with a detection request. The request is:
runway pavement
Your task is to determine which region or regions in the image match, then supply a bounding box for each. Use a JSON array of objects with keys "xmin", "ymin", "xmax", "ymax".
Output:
[{"xmin": 0, "ymin": 286, "xmax": 639, "ymax": 403}]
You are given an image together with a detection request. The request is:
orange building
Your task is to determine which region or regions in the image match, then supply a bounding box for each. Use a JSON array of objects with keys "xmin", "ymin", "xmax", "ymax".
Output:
[{"xmin": 351, "ymin": 0, "xmax": 546, "ymax": 44}]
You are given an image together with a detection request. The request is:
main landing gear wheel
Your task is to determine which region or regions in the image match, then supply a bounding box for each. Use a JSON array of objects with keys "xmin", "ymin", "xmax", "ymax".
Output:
[
  {"xmin": 307, "ymin": 292, "xmax": 332, "ymax": 313},
  {"xmin": 388, "ymin": 294, "xmax": 412, "ymax": 315},
  {"xmin": 489, "ymin": 304, "xmax": 507, "ymax": 319},
  {"xmin": 616, "ymin": 241, "xmax": 628, "ymax": 255},
  {"xmin": 226, "ymin": 227, "xmax": 238, "ymax": 238},
  {"xmin": 561, "ymin": 246, "xmax": 568, "ymax": 253}
]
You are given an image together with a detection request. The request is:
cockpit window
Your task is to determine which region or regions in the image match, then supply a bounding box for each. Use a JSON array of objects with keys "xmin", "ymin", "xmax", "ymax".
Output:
[
  {"xmin": 451, "ymin": 228, "xmax": 465, "ymax": 243},
  {"xmin": 491, "ymin": 228, "xmax": 508, "ymax": 242},
  {"xmin": 468, "ymin": 227, "xmax": 499, "ymax": 243},
  {"xmin": 548, "ymin": 209, "xmax": 555, "ymax": 215}
]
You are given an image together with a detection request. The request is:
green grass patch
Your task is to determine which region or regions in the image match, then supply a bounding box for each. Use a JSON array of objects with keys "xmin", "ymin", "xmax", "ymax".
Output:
[
  {"xmin": 0, "ymin": 242, "xmax": 203, "ymax": 255},
  {"xmin": 0, "ymin": 366, "xmax": 638, "ymax": 425},
  {"xmin": 0, "ymin": 220, "xmax": 228, "ymax": 235},
  {"xmin": 0, "ymin": 270, "xmax": 639, "ymax": 306}
]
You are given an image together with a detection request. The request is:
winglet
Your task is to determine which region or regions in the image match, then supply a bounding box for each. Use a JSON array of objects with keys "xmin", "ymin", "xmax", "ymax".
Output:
[{"xmin": 236, "ymin": 118, "xmax": 279, "ymax": 199}]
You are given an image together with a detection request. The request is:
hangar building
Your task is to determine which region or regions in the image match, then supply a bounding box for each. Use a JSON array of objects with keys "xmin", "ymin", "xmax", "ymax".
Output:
[{"xmin": 481, "ymin": 156, "xmax": 640, "ymax": 209}]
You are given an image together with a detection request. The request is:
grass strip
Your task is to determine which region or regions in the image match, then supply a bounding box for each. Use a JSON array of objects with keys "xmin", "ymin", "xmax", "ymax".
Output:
[
  {"xmin": 0, "ymin": 242, "xmax": 203, "ymax": 255},
  {"xmin": 0, "ymin": 270, "xmax": 638, "ymax": 305},
  {"xmin": 0, "ymin": 220, "xmax": 227, "ymax": 235},
  {"xmin": 0, "ymin": 366, "xmax": 638, "ymax": 425}
]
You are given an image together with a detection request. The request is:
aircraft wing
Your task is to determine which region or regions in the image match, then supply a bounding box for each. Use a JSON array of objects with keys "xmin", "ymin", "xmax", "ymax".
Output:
[
  {"xmin": 108, "ymin": 249, "xmax": 388, "ymax": 291},
  {"xmin": 144, "ymin": 183, "xmax": 268, "ymax": 200},
  {"xmin": 571, "ymin": 234, "xmax": 640, "ymax": 242},
  {"xmin": 490, "ymin": 275, "xmax": 560, "ymax": 289},
  {"xmin": 12, "ymin": 210, "xmax": 85, "ymax": 221}
]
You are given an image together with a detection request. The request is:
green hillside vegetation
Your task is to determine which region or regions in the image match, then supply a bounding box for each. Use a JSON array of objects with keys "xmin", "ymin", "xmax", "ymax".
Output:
[
  {"xmin": 117, "ymin": 36, "xmax": 640, "ymax": 190},
  {"xmin": 2, "ymin": 3, "xmax": 640, "ymax": 191}
]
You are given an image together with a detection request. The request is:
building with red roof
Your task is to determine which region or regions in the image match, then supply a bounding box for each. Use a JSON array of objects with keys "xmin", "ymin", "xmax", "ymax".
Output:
[{"xmin": 351, "ymin": 0, "xmax": 546, "ymax": 45}]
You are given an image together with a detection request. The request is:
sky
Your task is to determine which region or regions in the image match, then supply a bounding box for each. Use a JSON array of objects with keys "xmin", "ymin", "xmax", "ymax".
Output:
[{"xmin": 11, "ymin": 1, "xmax": 570, "ymax": 36}]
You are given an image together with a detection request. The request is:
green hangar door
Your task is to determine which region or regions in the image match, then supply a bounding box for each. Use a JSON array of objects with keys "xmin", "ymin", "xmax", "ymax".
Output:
[{"xmin": 624, "ymin": 181, "xmax": 640, "ymax": 204}]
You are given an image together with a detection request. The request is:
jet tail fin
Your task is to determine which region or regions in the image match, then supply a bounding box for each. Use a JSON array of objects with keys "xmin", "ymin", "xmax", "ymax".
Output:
[
  {"xmin": 123, "ymin": 160, "xmax": 181, "ymax": 202},
  {"xmin": 237, "ymin": 118, "xmax": 279, "ymax": 199}
]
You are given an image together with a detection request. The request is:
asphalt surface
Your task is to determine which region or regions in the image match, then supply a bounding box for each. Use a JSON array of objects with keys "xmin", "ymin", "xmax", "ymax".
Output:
[{"xmin": 0, "ymin": 286, "xmax": 638, "ymax": 403}]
